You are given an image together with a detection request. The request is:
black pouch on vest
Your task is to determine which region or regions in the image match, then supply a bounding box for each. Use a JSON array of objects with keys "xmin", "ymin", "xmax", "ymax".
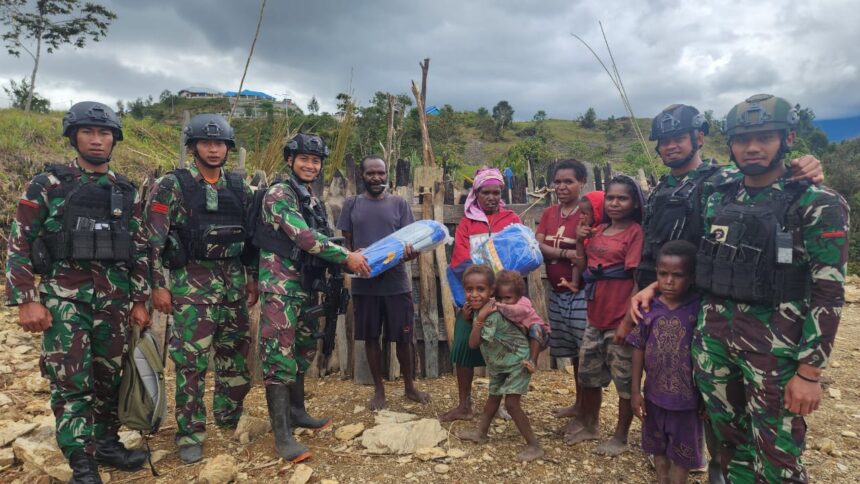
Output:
[
  {"xmin": 196, "ymin": 225, "xmax": 246, "ymax": 260},
  {"xmin": 112, "ymin": 230, "xmax": 133, "ymax": 262},
  {"xmin": 71, "ymin": 229, "xmax": 95, "ymax": 260},
  {"xmin": 94, "ymin": 229, "xmax": 113, "ymax": 259},
  {"xmin": 163, "ymin": 230, "xmax": 188, "ymax": 270},
  {"xmin": 31, "ymin": 237, "xmax": 52, "ymax": 275}
]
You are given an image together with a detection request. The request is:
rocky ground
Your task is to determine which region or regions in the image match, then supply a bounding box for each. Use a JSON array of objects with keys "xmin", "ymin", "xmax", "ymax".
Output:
[{"xmin": 2, "ymin": 279, "xmax": 860, "ymax": 483}]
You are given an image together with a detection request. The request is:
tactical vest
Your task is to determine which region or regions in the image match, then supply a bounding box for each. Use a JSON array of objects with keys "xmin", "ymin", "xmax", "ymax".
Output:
[
  {"xmin": 39, "ymin": 164, "xmax": 136, "ymax": 268},
  {"xmin": 250, "ymin": 176, "xmax": 335, "ymax": 291},
  {"xmin": 636, "ymin": 163, "xmax": 721, "ymax": 288},
  {"xmin": 167, "ymin": 169, "xmax": 246, "ymax": 266},
  {"xmin": 695, "ymin": 180, "xmax": 810, "ymax": 305}
]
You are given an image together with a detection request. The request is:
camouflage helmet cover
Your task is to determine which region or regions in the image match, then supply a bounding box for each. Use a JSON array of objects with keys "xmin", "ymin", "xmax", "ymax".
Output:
[{"xmin": 724, "ymin": 94, "xmax": 799, "ymax": 137}]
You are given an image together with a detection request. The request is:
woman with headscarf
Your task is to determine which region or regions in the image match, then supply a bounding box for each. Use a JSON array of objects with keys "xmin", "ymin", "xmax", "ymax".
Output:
[{"xmin": 439, "ymin": 167, "xmax": 522, "ymax": 422}]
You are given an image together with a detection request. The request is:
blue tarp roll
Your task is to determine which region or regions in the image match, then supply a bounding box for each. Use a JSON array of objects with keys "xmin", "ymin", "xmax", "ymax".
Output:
[{"xmin": 356, "ymin": 220, "xmax": 451, "ymax": 279}]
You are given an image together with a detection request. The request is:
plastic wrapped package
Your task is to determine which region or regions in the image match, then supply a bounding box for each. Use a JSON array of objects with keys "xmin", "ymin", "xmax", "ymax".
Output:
[
  {"xmin": 449, "ymin": 223, "xmax": 544, "ymax": 307},
  {"xmin": 355, "ymin": 220, "xmax": 451, "ymax": 278}
]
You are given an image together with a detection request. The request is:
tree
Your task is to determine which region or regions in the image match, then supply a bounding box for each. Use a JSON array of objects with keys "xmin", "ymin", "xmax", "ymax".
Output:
[
  {"xmin": 492, "ymin": 100, "xmax": 514, "ymax": 139},
  {"xmin": 115, "ymin": 99, "xmax": 124, "ymax": 116},
  {"xmin": 3, "ymin": 78, "xmax": 50, "ymax": 113},
  {"xmin": 579, "ymin": 107, "xmax": 597, "ymax": 129},
  {"xmin": 307, "ymin": 96, "xmax": 319, "ymax": 114},
  {"xmin": 533, "ymin": 110, "xmax": 547, "ymax": 122},
  {"xmin": 1, "ymin": 0, "xmax": 116, "ymax": 112}
]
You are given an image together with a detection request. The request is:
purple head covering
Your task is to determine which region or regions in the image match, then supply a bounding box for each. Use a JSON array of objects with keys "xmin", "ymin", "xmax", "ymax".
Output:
[{"xmin": 464, "ymin": 167, "xmax": 505, "ymax": 222}]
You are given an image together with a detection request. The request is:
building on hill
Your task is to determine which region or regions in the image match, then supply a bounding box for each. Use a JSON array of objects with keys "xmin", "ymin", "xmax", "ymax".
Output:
[
  {"xmin": 224, "ymin": 89, "xmax": 276, "ymax": 100},
  {"xmin": 178, "ymin": 86, "xmax": 222, "ymax": 98}
]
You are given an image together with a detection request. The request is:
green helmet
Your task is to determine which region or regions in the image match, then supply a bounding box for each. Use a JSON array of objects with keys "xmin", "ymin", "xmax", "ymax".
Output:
[{"xmin": 724, "ymin": 94, "xmax": 799, "ymax": 138}]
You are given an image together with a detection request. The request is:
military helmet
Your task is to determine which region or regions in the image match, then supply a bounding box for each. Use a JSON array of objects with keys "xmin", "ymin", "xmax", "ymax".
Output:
[
  {"xmin": 183, "ymin": 114, "xmax": 235, "ymax": 149},
  {"xmin": 62, "ymin": 101, "xmax": 124, "ymax": 141},
  {"xmin": 283, "ymin": 132, "xmax": 329, "ymax": 161},
  {"xmin": 724, "ymin": 94, "xmax": 799, "ymax": 137},
  {"xmin": 649, "ymin": 104, "xmax": 709, "ymax": 141}
]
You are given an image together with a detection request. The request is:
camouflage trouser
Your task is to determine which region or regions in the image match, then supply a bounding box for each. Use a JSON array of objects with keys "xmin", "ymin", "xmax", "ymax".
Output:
[
  {"xmin": 169, "ymin": 300, "xmax": 251, "ymax": 447},
  {"xmin": 40, "ymin": 294, "xmax": 128, "ymax": 458},
  {"xmin": 259, "ymin": 291, "xmax": 318, "ymax": 386},
  {"xmin": 693, "ymin": 333, "xmax": 807, "ymax": 483}
]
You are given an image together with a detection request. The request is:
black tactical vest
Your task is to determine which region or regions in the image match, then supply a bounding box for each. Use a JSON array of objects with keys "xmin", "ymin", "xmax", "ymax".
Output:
[
  {"xmin": 171, "ymin": 169, "xmax": 246, "ymax": 262},
  {"xmin": 637, "ymin": 163, "xmax": 721, "ymax": 288},
  {"xmin": 41, "ymin": 164, "xmax": 136, "ymax": 264},
  {"xmin": 695, "ymin": 180, "xmax": 810, "ymax": 305},
  {"xmin": 251, "ymin": 176, "xmax": 332, "ymax": 262}
]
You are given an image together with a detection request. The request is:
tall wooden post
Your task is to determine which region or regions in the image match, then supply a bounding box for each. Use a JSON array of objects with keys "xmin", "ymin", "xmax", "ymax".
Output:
[{"xmin": 178, "ymin": 110, "xmax": 190, "ymax": 169}]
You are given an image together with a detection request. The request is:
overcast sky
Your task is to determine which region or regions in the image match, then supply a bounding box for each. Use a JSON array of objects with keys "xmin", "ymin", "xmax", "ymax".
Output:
[{"xmin": 1, "ymin": 0, "xmax": 858, "ymax": 121}]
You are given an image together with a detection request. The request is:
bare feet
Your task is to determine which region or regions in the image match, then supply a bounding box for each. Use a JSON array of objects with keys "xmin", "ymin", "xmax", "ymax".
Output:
[
  {"xmin": 369, "ymin": 389, "xmax": 386, "ymax": 411},
  {"xmin": 516, "ymin": 444, "xmax": 545, "ymax": 462},
  {"xmin": 594, "ymin": 436, "xmax": 628, "ymax": 456},
  {"xmin": 522, "ymin": 359, "xmax": 536, "ymax": 374},
  {"xmin": 405, "ymin": 387, "xmax": 431, "ymax": 405},
  {"xmin": 455, "ymin": 428, "xmax": 489, "ymax": 444},
  {"xmin": 439, "ymin": 405, "xmax": 474, "ymax": 423},
  {"xmin": 552, "ymin": 403, "xmax": 579, "ymax": 419},
  {"xmin": 563, "ymin": 421, "xmax": 599, "ymax": 445}
]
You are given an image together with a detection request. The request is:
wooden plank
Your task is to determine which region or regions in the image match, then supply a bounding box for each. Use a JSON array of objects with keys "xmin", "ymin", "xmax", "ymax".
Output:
[{"xmin": 432, "ymin": 177, "xmax": 456, "ymax": 351}]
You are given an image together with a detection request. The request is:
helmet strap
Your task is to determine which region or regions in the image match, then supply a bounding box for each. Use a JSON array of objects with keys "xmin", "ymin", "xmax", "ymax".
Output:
[
  {"xmin": 656, "ymin": 130, "xmax": 699, "ymax": 169},
  {"xmin": 191, "ymin": 147, "xmax": 228, "ymax": 168},
  {"xmin": 69, "ymin": 128, "xmax": 113, "ymax": 165},
  {"xmin": 729, "ymin": 132, "xmax": 789, "ymax": 176}
]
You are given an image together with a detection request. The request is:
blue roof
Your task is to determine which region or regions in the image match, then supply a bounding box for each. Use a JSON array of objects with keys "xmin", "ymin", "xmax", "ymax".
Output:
[
  {"xmin": 224, "ymin": 89, "xmax": 275, "ymax": 100},
  {"xmin": 425, "ymin": 105, "xmax": 440, "ymax": 116}
]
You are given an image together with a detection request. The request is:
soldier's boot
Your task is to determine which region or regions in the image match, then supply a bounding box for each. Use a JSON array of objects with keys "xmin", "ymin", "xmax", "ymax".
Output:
[
  {"xmin": 177, "ymin": 444, "xmax": 203, "ymax": 464},
  {"xmin": 69, "ymin": 450, "xmax": 103, "ymax": 484},
  {"xmin": 266, "ymin": 384, "xmax": 311, "ymax": 463},
  {"xmin": 287, "ymin": 373, "xmax": 332, "ymax": 430},
  {"xmin": 94, "ymin": 434, "xmax": 148, "ymax": 471}
]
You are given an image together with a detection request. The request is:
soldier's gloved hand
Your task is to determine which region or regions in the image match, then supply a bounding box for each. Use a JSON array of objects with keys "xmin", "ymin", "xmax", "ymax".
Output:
[
  {"xmin": 152, "ymin": 287, "xmax": 173, "ymax": 314},
  {"xmin": 130, "ymin": 301, "xmax": 151, "ymax": 329},
  {"xmin": 784, "ymin": 365, "xmax": 823, "ymax": 416},
  {"xmin": 245, "ymin": 281, "xmax": 259, "ymax": 307},
  {"xmin": 629, "ymin": 282, "xmax": 659, "ymax": 323},
  {"xmin": 18, "ymin": 301, "xmax": 52, "ymax": 333},
  {"xmin": 345, "ymin": 250, "xmax": 371, "ymax": 277},
  {"xmin": 788, "ymin": 154, "xmax": 824, "ymax": 184}
]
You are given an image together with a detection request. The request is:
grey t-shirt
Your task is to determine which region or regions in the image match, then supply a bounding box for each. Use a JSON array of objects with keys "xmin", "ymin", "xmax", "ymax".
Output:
[{"xmin": 336, "ymin": 193, "xmax": 414, "ymax": 296}]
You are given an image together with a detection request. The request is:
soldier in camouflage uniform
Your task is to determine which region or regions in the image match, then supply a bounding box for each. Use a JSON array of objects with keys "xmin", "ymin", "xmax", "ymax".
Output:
[
  {"xmin": 253, "ymin": 133, "xmax": 369, "ymax": 462},
  {"xmin": 5, "ymin": 102, "xmax": 151, "ymax": 484},
  {"xmin": 692, "ymin": 94, "xmax": 849, "ymax": 483},
  {"xmin": 144, "ymin": 114, "xmax": 256, "ymax": 464}
]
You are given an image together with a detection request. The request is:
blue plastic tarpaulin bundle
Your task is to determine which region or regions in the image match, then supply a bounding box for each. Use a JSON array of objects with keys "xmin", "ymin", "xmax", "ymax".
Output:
[
  {"xmin": 354, "ymin": 220, "xmax": 451, "ymax": 278},
  {"xmin": 448, "ymin": 223, "xmax": 544, "ymax": 306}
]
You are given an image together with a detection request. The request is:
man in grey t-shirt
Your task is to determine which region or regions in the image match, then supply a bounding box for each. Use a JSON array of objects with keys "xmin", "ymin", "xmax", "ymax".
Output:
[{"xmin": 337, "ymin": 156, "xmax": 430, "ymax": 410}]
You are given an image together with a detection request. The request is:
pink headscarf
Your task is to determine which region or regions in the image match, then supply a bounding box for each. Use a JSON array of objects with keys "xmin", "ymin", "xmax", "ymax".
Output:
[{"xmin": 464, "ymin": 167, "xmax": 505, "ymax": 223}]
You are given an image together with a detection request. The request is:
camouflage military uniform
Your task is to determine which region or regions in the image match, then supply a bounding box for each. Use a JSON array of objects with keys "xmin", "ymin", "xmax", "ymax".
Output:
[
  {"xmin": 5, "ymin": 161, "xmax": 150, "ymax": 458},
  {"xmin": 693, "ymin": 179, "xmax": 849, "ymax": 483},
  {"xmin": 145, "ymin": 163, "xmax": 254, "ymax": 447},
  {"xmin": 258, "ymin": 173, "xmax": 347, "ymax": 386}
]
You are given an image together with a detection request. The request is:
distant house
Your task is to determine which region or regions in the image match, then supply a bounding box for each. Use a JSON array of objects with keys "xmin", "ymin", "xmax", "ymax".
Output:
[
  {"xmin": 223, "ymin": 89, "xmax": 276, "ymax": 100},
  {"xmin": 178, "ymin": 86, "xmax": 222, "ymax": 98}
]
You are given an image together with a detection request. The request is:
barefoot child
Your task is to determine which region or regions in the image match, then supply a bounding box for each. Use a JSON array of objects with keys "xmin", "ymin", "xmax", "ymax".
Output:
[
  {"xmin": 455, "ymin": 265, "xmax": 544, "ymax": 461},
  {"xmin": 565, "ymin": 174, "xmax": 644, "ymax": 456},
  {"xmin": 493, "ymin": 270, "xmax": 551, "ymax": 373},
  {"xmin": 627, "ymin": 240, "xmax": 703, "ymax": 483}
]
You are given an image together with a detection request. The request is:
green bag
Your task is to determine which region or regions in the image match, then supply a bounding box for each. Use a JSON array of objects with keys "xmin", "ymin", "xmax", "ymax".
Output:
[{"xmin": 119, "ymin": 326, "xmax": 167, "ymax": 434}]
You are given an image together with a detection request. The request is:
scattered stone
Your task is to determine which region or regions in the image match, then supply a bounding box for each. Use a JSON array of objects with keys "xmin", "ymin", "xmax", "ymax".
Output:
[
  {"xmin": 198, "ymin": 454, "xmax": 238, "ymax": 484},
  {"xmin": 0, "ymin": 420, "xmax": 39, "ymax": 446},
  {"xmin": 816, "ymin": 437, "xmax": 836, "ymax": 455},
  {"xmin": 150, "ymin": 449, "xmax": 170, "ymax": 464},
  {"xmin": 12, "ymin": 425, "xmax": 71, "ymax": 482},
  {"xmin": 553, "ymin": 388, "xmax": 570, "ymax": 395},
  {"xmin": 374, "ymin": 410, "xmax": 418, "ymax": 425},
  {"xmin": 841, "ymin": 430, "xmax": 857, "ymax": 438},
  {"xmin": 482, "ymin": 453, "xmax": 493, "ymax": 461},
  {"xmin": 320, "ymin": 480, "xmax": 339, "ymax": 484},
  {"xmin": 118, "ymin": 430, "xmax": 143, "ymax": 449},
  {"xmin": 233, "ymin": 415, "xmax": 271, "ymax": 442},
  {"xmin": 434, "ymin": 464, "xmax": 450, "ymax": 474},
  {"xmin": 415, "ymin": 447, "xmax": 447, "ymax": 461},
  {"xmin": 831, "ymin": 361, "xmax": 841, "ymax": 368},
  {"xmin": 829, "ymin": 388, "xmax": 842, "ymax": 400},
  {"xmin": 360, "ymin": 418, "xmax": 447, "ymax": 455},
  {"xmin": 23, "ymin": 399, "xmax": 51, "ymax": 415},
  {"xmin": 288, "ymin": 463, "xmax": 313, "ymax": 484},
  {"xmin": 0, "ymin": 392, "xmax": 12, "ymax": 406},
  {"xmin": 12, "ymin": 345, "xmax": 32, "ymax": 354},
  {"xmin": 13, "ymin": 373, "xmax": 49, "ymax": 393},
  {"xmin": 332, "ymin": 443, "xmax": 348, "ymax": 452},
  {"xmin": 0, "ymin": 447, "xmax": 15, "ymax": 467},
  {"xmin": 335, "ymin": 423, "xmax": 365, "ymax": 441},
  {"xmin": 446, "ymin": 448, "xmax": 466, "ymax": 459},
  {"xmin": 396, "ymin": 456, "xmax": 412, "ymax": 464},
  {"xmin": 353, "ymin": 405, "xmax": 365, "ymax": 414},
  {"xmin": 837, "ymin": 463, "xmax": 848, "ymax": 472}
]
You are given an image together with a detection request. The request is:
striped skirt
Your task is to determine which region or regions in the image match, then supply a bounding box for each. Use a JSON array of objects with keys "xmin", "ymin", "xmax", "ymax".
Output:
[{"xmin": 547, "ymin": 289, "xmax": 588, "ymax": 358}]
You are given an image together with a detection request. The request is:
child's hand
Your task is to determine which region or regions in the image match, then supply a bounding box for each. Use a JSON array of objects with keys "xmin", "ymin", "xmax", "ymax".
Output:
[
  {"xmin": 460, "ymin": 304, "xmax": 473, "ymax": 320},
  {"xmin": 575, "ymin": 222, "xmax": 593, "ymax": 242},
  {"xmin": 698, "ymin": 400, "xmax": 708, "ymax": 421},
  {"xmin": 559, "ymin": 277, "xmax": 580, "ymax": 293},
  {"xmin": 476, "ymin": 300, "xmax": 497, "ymax": 321},
  {"xmin": 522, "ymin": 358, "xmax": 537, "ymax": 374},
  {"xmin": 631, "ymin": 393, "xmax": 645, "ymax": 421}
]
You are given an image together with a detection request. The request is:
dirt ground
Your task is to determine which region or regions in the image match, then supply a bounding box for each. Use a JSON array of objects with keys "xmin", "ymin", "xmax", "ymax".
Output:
[{"xmin": 2, "ymin": 301, "xmax": 860, "ymax": 483}]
